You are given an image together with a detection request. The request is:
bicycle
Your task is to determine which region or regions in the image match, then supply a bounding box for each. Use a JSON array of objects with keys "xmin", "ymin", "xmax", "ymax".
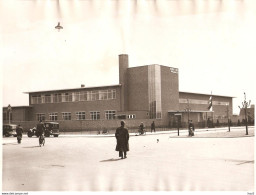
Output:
[
  {"xmin": 135, "ymin": 129, "xmax": 146, "ymax": 136},
  {"xmin": 17, "ymin": 135, "xmax": 22, "ymax": 144},
  {"xmin": 39, "ymin": 134, "xmax": 45, "ymax": 147}
]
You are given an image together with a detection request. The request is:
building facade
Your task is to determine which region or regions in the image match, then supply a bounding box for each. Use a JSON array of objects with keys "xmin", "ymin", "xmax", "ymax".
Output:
[{"xmin": 3, "ymin": 54, "xmax": 235, "ymax": 131}]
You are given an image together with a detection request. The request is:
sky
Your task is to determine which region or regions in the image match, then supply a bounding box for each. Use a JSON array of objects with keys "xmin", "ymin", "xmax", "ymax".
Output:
[{"xmin": 1, "ymin": 0, "xmax": 256, "ymax": 115}]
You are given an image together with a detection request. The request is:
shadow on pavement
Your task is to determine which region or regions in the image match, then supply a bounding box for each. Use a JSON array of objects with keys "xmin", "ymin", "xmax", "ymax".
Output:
[
  {"xmin": 100, "ymin": 158, "xmax": 123, "ymax": 162},
  {"xmin": 2, "ymin": 143, "xmax": 18, "ymax": 145},
  {"xmin": 22, "ymin": 146, "xmax": 41, "ymax": 148}
]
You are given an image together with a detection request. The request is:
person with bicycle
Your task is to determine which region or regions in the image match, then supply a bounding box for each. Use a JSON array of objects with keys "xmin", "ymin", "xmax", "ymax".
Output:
[
  {"xmin": 37, "ymin": 120, "xmax": 45, "ymax": 146},
  {"xmin": 16, "ymin": 124, "xmax": 23, "ymax": 144},
  {"xmin": 139, "ymin": 122, "xmax": 145, "ymax": 135}
]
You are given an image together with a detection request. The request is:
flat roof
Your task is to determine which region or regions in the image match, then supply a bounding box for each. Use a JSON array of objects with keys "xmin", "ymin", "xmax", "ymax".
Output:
[
  {"xmin": 24, "ymin": 84, "xmax": 121, "ymax": 94},
  {"xmin": 179, "ymin": 91, "xmax": 235, "ymax": 98},
  {"xmin": 3, "ymin": 106, "xmax": 33, "ymax": 109}
]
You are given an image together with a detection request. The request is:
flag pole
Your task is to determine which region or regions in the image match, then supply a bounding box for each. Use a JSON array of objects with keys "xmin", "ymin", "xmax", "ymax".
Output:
[{"xmin": 211, "ymin": 91, "xmax": 214, "ymax": 128}]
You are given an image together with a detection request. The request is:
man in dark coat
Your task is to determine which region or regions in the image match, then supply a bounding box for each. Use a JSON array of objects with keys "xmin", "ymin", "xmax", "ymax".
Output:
[
  {"xmin": 16, "ymin": 125, "xmax": 23, "ymax": 144},
  {"xmin": 36, "ymin": 120, "xmax": 45, "ymax": 136},
  {"xmin": 151, "ymin": 121, "xmax": 155, "ymax": 133},
  {"xmin": 115, "ymin": 121, "xmax": 129, "ymax": 159}
]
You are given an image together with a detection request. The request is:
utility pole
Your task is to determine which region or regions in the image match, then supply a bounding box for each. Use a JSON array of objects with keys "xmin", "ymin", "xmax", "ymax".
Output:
[
  {"xmin": 7, "ymin": 104, "xmax": 12, "ymax": 124},
  {"xmin": 238, "ymin": 92, "xmax": 251, "ymax": 135},
  {"xmin": 226, "ymin": 104, "xmax": 230, "ymax": 132}
]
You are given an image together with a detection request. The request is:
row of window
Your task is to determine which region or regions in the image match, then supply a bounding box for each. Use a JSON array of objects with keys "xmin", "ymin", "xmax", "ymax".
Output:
[
  {"xmin": 31, "ymin": 89, "xmax": 116, "ymax": 104},
  {"xmin": 179, "ymin": 98, "xmax": 229, "ymax": 106},
  {"xmin": 36, "ymin": 112, "xmax": 137, "ymax": 121},
  {"xmin": 37, "ymin": 110, "xmax": 116, "ymax": 121}
]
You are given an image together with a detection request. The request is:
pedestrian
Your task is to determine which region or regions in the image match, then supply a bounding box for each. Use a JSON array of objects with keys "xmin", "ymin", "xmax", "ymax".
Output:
[
  {"xmin": 188, "ymin": 120, "xmax": 195, "ymax": 136},
  {"xmin": 115, "ymin": 120, "xmax": 129, "ymax": 159},
  {"xmin": 139, "ymin": 122, "xmax": 145, "ymax": 135},
  {"xmin": 36, "ymin": 120, "xmax": 45, "ymax": 136},
  {"xmin": 151, "ymin": 121, "xmax": 155, "ymax": 133},
  {"xmin": 16, "ymin": 124, "xmax": 23, "ymax": 143}
]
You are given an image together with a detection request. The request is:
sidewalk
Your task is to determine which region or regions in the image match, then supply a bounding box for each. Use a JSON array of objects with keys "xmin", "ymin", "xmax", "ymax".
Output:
[{"xmin": 60, "ymin": 126, "xmax": 254, "ymax": 138}]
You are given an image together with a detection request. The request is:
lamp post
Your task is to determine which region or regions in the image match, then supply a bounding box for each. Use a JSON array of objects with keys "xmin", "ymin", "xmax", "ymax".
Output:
[
  {"xmin": 7, "ymin": 104, "xmax": 12, "ymax": 124},
  {"xmin": 226, "ymin": 104, "xmax": 230, "ymax": 132},
  {"xmin": 238, "ymin": 92, "xmax": 251, "ymax": 135}
]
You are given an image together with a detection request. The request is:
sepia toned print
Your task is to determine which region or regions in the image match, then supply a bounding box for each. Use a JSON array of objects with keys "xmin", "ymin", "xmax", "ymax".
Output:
[{"xmin": 1, "ymin": 0, "xmax": 255, "ymax": 193}]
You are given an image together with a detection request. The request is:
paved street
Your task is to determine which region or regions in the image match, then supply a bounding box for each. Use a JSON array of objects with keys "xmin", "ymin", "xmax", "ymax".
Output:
[{"xmin": 2, "ymin": 126, "xmax": 254, "ymax": 191}]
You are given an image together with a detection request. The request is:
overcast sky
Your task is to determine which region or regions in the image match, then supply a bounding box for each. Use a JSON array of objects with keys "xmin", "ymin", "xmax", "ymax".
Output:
[{"xmin": 1, "ymin": 0, "xmax": 256, "ymax": 115}]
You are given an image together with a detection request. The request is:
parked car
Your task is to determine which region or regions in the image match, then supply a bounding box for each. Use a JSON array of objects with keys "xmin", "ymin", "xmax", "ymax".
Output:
[
  {"xmin": 44, "ymin": 122, "xmax": 60, "ymax": 137},
  {"xmin": 3, "ymin": 124, "xmax": 18, "ymax": 137},
  {"xmin": 27, "ymin": 122, "xmax": 60, "ymax": 137}
]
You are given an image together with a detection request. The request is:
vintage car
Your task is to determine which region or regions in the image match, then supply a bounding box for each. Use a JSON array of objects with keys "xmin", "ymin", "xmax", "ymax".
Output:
[
  {"xmin": 3, "ymin": 124, "xmax": 18, "ymax": 137},
  {"xmin": 27, "ymin": 122, "xmax": 60, "ymax": 137}
]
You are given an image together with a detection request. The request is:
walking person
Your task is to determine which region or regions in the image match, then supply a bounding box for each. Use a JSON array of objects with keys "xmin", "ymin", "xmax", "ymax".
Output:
[
  {"xmin": 37, "ymin": 120, "xmax": 46, "ymax": 146},
  {"xmin": 151, "ymin": 121, "xmax": 155, "ymax": 133},
  {"xmin": 16, "ymin": 124, "xmax": 23, "ymax": 144},
  {"xmin": 139, "ymin": 122, "xmax": 145, "ymax": 135},
  {"xmin": 115, "ymin": 121, "xmax": 129, "ymax": 159}
]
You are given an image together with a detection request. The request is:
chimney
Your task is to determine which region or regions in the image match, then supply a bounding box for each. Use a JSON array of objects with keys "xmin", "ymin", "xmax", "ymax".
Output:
[
  {"xmin": 81, "ymin": 84, "xmax": 85, "ymax": 88},
  {"xmin": 119, "ymin": 54, "xmax": 129, "ymax": 111}
]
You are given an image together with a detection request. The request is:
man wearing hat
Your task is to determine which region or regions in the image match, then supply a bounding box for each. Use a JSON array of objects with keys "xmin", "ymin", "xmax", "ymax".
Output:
[{"xmin": 115, "ymin": 121, "xmax": 129, "ymax": 159}]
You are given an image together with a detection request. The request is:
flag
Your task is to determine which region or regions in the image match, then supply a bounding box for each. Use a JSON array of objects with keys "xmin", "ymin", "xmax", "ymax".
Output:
[{"xmin": 207, "ymin": 96, "xmax": 213, "ymax": 111}]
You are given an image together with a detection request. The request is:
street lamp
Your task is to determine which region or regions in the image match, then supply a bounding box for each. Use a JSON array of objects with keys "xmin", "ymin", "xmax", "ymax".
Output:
[
  {"xmin": 238, "ymin": 92, "xmax": 251, "ymax": 135},
  {"xmin": 7, "ymin": 104, "xmax": 12, "ymax": 124},
  {"xmin": 226, "ymin": 103, "xmax": 230, "ymax": 132}
]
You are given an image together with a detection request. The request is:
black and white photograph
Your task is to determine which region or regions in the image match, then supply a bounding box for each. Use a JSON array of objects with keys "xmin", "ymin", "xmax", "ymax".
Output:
[{"xmin": 1, "ymin": 0, "xmax": 255, "ymax": 194}]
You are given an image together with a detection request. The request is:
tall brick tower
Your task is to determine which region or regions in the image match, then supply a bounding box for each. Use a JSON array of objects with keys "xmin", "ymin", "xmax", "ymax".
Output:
[{"xmin": 119, "ymin": 54, "xmax": 129, "ymax": 112}]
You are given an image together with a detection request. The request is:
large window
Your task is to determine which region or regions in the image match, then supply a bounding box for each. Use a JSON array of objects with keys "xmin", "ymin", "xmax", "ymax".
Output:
[
  {"xmin": 105, "ymin": 110, "xmax": 116, "ymax": 120},
  {"xmin": 99, "ymin": 90, "xmax": 108, "ymax": 100},
  {"xmin": 30, "ymin": 89, "xmax": 116, "ymax": 104},
  {"xmin": 49, "ymin": 113, "xmax": 58, "ymax": 121},
  {"xmin": 53, "ymin": 93, "xmax": 62, "ymax": 103},
  {"xmin": 31, "ymin": 95, "xmax": 41, "ymax": 104},
  {"xmin": 76, "ymin": 111, "xmax": 86, "ymax": 120},
  {"xmin": 87, "ymin": 91, "xmax": 98, "ymax": 101},
  {"xmin": 148, "ymin": 65, "xmax": 162, "ymax": 119},
  {"xmin": 79, "ymin": 92, "xmax": 87, "ymax": 101},
  {"xmin": 90, "ymin": 111, "xmax": 100, "ymax": 120},
  {"xmin": 73, "ymin": 92, "xmax": 80, "ymax": 102},
  {"xmin": 179, "ymin": 98, "xmax": 230, "ymax": 106},
  {"xmin": 62, "ymin": 93, "xmax": 72, "ymax": 102},
  {"xmin": 108, "ymin": 89, "xmax": 116, "ymax": 99},
  {"xmin": 36, "ymin": 113, "xmax": 45, "ymax": 121},
  {"xmin": 62, "ymin": 112, "xmax": 71, "ymax": 120},
  {"xmin": 45, "ymin": 94, "xmax": 51, "ymax": 103}
]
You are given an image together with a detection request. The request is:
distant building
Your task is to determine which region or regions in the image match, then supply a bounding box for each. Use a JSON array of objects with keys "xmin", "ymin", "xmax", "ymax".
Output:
[{"xmin": 3, "ymin": 54, "xmax": 234, "ymax": 131}]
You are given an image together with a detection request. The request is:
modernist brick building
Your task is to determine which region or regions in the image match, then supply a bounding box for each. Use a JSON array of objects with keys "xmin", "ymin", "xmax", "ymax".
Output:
[{"xmin": 3, "ymin": 54, "xmax": 235, "ymax": 131}]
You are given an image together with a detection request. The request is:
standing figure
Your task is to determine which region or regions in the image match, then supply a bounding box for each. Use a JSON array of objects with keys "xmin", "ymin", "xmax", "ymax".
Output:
[
  {"xmin": 151, "ymin": 121, "xmax": 156, "ymax": 133},
  {"xmin": 16, "ymin": 124, "xmax": 23, "ymax": 144},
  {"xmin": 139, "ymin": 122, "xmax": 145, "ymax": 135},
  {"xmin": 115, "ymin": 121, "xmax": 129, "ymax": 159},
  {"xmin": 188, "ymin": 120, "xmax": 195, "ymax": 136},
  {"xmin": 37, "ymin": 120, "xmax": 46, "ymax": 146}
]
